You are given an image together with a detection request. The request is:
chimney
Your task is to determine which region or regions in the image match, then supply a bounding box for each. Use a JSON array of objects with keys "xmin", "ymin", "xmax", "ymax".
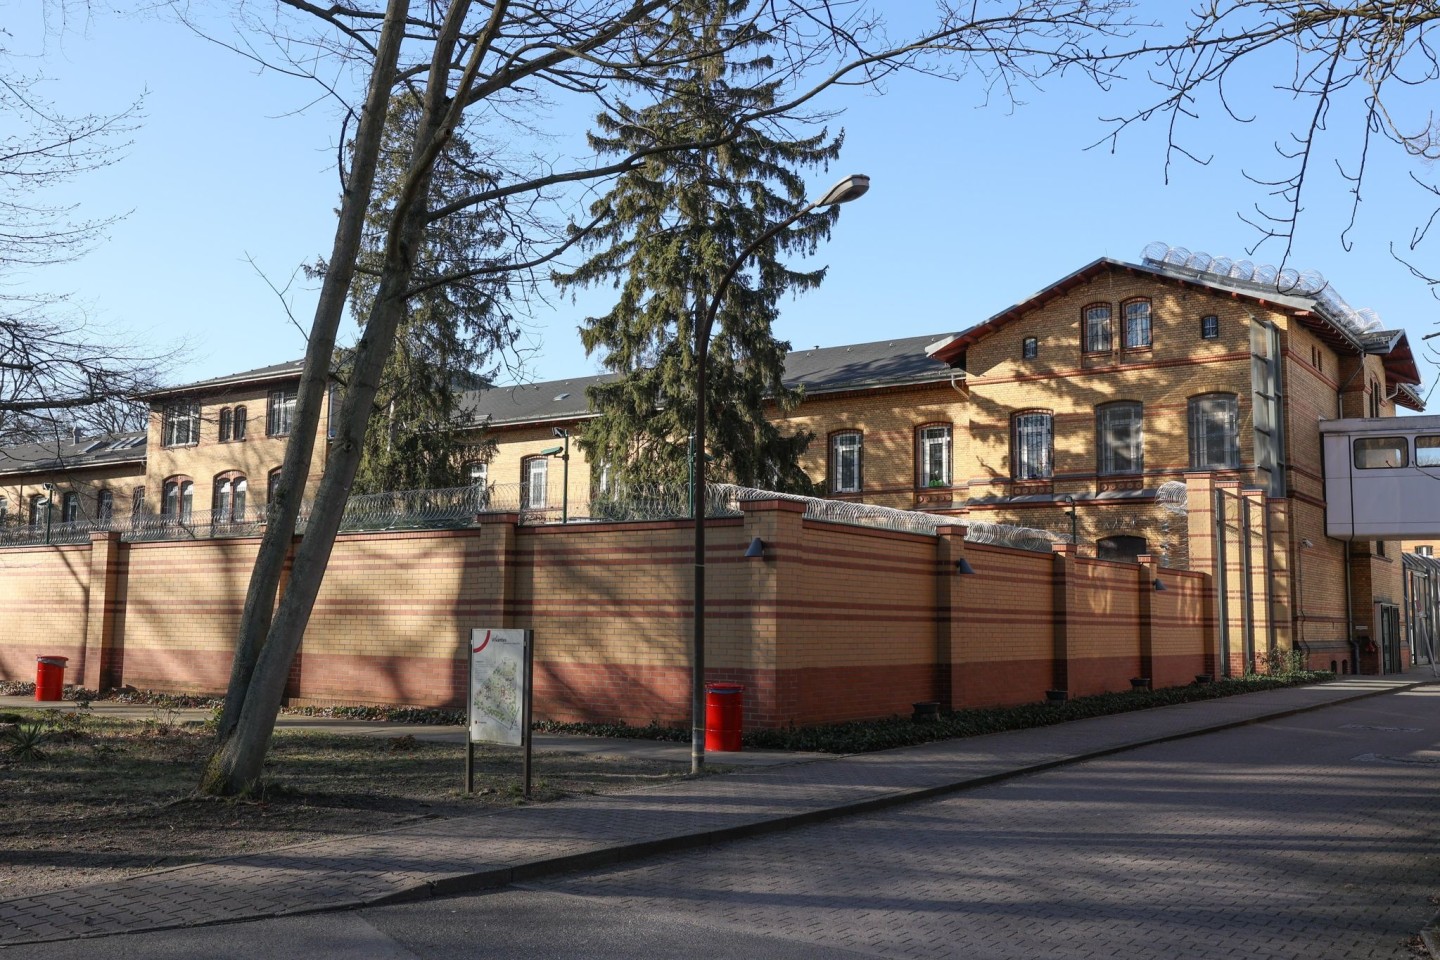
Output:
[{"xmin": 71, "ymin": 426, "xmax": 82, "ymax": 445}]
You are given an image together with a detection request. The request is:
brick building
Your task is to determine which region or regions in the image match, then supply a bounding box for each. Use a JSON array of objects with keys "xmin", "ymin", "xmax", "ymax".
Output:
[{"xmin": 0, "ymin": 249, "xmax": 1427, "ymax": 679}]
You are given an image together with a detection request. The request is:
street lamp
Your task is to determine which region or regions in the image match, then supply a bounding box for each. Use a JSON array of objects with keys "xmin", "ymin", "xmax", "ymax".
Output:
[
  {"xmin": 539, "ymin": 427, "xmax": 570, "ymax": 524},
  {"xmin": 41, "ymin": 482, "xmax": 54, "ymax": 545},
  {"xmin": 690, "ymin": 173, "xmax": 870, "ymax": 774}
]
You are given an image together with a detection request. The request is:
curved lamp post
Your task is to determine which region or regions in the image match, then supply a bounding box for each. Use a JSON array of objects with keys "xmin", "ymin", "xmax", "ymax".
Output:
[{"xmin": 690, "ymin": 173, "xmax": 870, "ymax": 773}]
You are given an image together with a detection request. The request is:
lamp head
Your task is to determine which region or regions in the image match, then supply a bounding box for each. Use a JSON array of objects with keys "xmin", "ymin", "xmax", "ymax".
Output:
[
  {"xmin": 814, "ymin": 174, "xmax": 870, "ymax": 207},
  {"xmin": 539, "ymin": 445, "xmax": 563, "ymax": 457}
]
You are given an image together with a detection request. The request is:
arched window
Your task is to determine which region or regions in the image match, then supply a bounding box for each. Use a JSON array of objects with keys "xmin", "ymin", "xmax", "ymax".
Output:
[
  {"xmin": 61, "ymin": 491, "xmax": 79, "ymax": 523},
  {"xmin": 233, "ymin": 405, "xmax": 248, "ymax": 441},
  {"xmin": 1011, "ymin": 412, "xmax": 1053, "ymax": 480},
  {"xmin": 162, "ymin": 476, "xmax": 194, "ymax": 522},
  {"xmin": 213, "ymin": 472, "xmax": 248, "ymax": 524},
  {"xmin": 219, "ymin": 407, "xmax": 233, "ymax": 442},
  {"xmin": 97, "ymin": 489, "xmax": 114, "ymax": 523},
  {"xmin": 521, "ymin": 456, "xmax": 549, "ymax": 509},
  {"xmin": 1096, "ymin": 402, "xmax": 1144, "ymax": 476},
  {"xmin": 1123, "ymin": 298, "xmax": 1152, "ymax": 348},
  {"xmin": 1082, "ymin": 303, "xmax": 1112, "ymax": 354},
  {"xmin": 1188, "ymin": 394, "xmax": 1239, "ymax": 470},
  {"xmin": 267, "ymin": 468, "xmax": 283, "ymax": 508}
]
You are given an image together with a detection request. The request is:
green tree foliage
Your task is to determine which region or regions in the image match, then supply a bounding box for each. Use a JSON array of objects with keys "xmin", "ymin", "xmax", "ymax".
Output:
[
  {"xmin": 346, "ymin": 93, "xmax": 509, "ymax": 493},
  {"xmin": 557, "ymin": 0, "xmax": 842, "ymax": 493}
]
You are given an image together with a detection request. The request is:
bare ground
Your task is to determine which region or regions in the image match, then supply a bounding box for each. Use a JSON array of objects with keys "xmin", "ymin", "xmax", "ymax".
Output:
[{"xmin": 0, "ymin": 708, "xmax": 689, "ymax": 899}]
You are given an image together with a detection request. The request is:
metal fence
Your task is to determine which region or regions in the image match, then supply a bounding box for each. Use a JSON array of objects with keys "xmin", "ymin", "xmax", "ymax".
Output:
[{"xmin": 0, "ymin": 479, "xmax": 1066, "ymax": 555}]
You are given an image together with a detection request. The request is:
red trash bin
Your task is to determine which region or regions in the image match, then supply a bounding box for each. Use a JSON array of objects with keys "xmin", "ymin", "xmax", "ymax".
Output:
[
  {"xmin": 35, "ymin": 656, "xmax": 68, "ymax": 702},
  {"xmin": 704, "ymin": 682, "xmax": 744, "ymax": 752}
]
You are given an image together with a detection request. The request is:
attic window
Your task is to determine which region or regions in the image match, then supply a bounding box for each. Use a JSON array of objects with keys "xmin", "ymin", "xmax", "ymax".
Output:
[
  {"xmin": 1022, "ymin": 337, "xmax": 1038, "ymax": 360},
  {"xmin": 554, "ymin": 393, "xmax": 570, "ymax": 401}
]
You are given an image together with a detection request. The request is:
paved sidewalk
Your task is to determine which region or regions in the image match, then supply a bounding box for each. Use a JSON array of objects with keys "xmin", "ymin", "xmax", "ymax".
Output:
[{"xmin": 0, "ymin": 673, "xmax": 1431, "ymax": 947}]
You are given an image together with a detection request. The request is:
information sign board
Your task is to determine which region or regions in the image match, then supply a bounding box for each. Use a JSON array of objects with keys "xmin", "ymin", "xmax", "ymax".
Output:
[{"xmin": 468, "ymin": 628, "xmax": 529, "ymax": 746}]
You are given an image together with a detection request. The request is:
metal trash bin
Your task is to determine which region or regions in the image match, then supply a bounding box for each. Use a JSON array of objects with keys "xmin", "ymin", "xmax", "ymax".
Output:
[
  {"xmin": 35, "ymin": 656, "xmax": 68, "ymax": 702},
  {"xmin": 704, "ymin": 682, "xmax": 744, "ymax": 752}
]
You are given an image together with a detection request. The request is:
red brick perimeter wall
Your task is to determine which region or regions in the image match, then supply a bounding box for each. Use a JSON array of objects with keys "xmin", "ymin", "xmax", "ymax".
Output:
[{"xmin": 0, "ymin": 500, "xmax": 1214, "ymax": 725}]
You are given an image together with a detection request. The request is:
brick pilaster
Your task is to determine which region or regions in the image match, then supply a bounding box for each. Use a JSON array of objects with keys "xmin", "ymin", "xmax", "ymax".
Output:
[
  {"xmin": 935, "ymin": 522, "xmax": 971, "ymax": 709},
  {"xmin": 80, "ymin": 531, "xmax": 125, "ymax": 691}
]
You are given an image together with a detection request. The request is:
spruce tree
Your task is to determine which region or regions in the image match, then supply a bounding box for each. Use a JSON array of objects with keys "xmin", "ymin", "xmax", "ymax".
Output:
[
  {"xmin": 346, "ymin": 93, "xmax": 509, "ymax": 494},
  {"xmin": 556, "ymin": 1, "xmax": 842, "ymax": 494}
]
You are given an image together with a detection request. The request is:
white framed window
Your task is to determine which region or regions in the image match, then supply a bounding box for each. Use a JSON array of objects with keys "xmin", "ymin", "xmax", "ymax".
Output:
[
  {"xmin": 523, "ymin": 457, "xmax": 548, "ymax": 509},
  {"xmin": 1188, "ymin": 394, "xmax": 1240, "ymax": 470},
  {"xmin": 1097, "ymin": 403, "xmax": 1143, "ymax": 476},
  {"xmin": 267, "ymin": 388, "xmax": 298, "ymax": 437},
  {"xmin": 468, "ymin": 461, "xmax": 488, "ymax": 486},
  {"xmin": 1083, "ymin": 304, "xmax": 1112, "ymax": 354},
  {"xmin": 28, "ymin": 494, "xmax": 45, "ymax": 528},
  {"xmin": 917, "ymin": 425, "xmax": 952, "ymax": 488},
  {"xmin": 61, "ymin": 491, "xmax": 79, "ymax": 523},
  {"xmin": 163, "ymin": 401, "xmax": 200, "ymax": 447},
  {"xmin": 97, "ymin": 489, "xmax": 113, "ymax": 523},
  {"xmin": 1012, "ymin": 412, "xmax": 1053, "ymax": 480},
  {"xmin": 830, "ymin": 432, "xmax": 863, "ymax": 493},
  {"xmin": 213, "ymin": 474, "xmax": 248, "ymax": 523},
  {"xmin": 162, "ymin": 478, "xmax": 194, "ymax": 521},
  {"xmin": 1123, "ymin": 299, "xmax": 1152, "ymax": 348}
]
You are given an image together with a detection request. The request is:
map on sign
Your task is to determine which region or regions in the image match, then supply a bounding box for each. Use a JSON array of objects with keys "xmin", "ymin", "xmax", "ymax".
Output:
[{"xmin": 469, "ymin": 628, "xmax": 528, "ymax": 747}]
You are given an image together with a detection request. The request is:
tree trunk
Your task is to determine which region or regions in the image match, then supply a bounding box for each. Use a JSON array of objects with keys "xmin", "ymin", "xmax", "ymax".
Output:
[
  {"xmin": 210, "ymin": 0, "xmax": 413, "ymax": 747},
  {"xmin": 203, "ymin": 0, "xmax": 471, "ymax": 795}
]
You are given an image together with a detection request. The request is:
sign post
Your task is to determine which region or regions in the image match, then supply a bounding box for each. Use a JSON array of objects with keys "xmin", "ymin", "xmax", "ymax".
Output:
[{"xmin": 466, "ymin": 627, "xmax": 533, "ymax": 799}]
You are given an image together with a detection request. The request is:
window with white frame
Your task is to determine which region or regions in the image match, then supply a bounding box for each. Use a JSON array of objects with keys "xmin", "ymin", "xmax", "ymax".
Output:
[
  {"xmin": 1188, "ymin": 394, "xmax": 1240, "ymax": 470},
  {"xmin": 1123, "ymin": 299, "xmax": 1152, "ymax": 348},
  {"xmin": 1097, "ymin": 403, "xmax": 1144, "ymax": 476},
  {"xmin": 267, "ymin": 388, "xmax": 298, "ymax": 437},
  {"xmin": 61, "ymin": 491, "xmax": 79, "ymax": 523},
  {"xmin": 917, "ymin": 425, "xmax": 952, "ymax": 488},
  {"xmin": 522, "ymin": 457, "xmax": 548, "ymax": 509},
  {"xmin": 213, "ymin": 473, "xmax": 248, "ymax": 523},
  {"xmin": 830, "ymin": 432, "xmax": 863, "ymax": 493},
  {"xmin": 97, "ymin": 489, "xmax": 113, "ymax": 523},
  {"xmin": 1083, "ymin": 304, "xmax": 1112, "ymax": 354},
  {"xmin": 28, "ymin": 494, "xmax": 44, "ymax": 528},
  {"xmin": 1012, "ymin": 412, "xmax": 1053, "ymax": 480},
  {"xmin": 162, "ymin": 477, "xmax": 194, "ymax": 521},
  {"xmin": 163, "ymin": 401, "xmax": 200, "ymax": 447}
]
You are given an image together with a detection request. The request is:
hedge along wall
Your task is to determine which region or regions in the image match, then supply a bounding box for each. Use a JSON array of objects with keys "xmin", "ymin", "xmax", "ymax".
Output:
[{"xmin": 0, "ymin": 497, "xmax": 1217, "ymax": 726}]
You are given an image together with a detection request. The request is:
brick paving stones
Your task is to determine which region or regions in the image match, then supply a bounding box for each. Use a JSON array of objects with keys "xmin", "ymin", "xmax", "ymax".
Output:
[{"xmin": 0, "ymin": 675, "xmax": 1427, "ymax": 948}]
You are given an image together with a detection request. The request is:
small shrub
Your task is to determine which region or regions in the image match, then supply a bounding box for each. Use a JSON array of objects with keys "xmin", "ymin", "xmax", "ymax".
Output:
[{"xmin": 6, "ymin": 723, "xmax": 50, "ymax": 762}]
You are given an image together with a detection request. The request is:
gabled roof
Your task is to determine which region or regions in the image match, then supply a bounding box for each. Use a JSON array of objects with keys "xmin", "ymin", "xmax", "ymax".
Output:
[
  {"xmin": 927, "ymin": 257, "xmax": 1425, "ymax": 390},
  {"xmin": 463, "ymin": 334, "xmax": 957, "ymax": 427},
  {"xmin": 0, "ymin": 431, "xmax": 148, "ymax": 478},
  {"xmin": 142, "ymin": 360, "xmax": 305, "ymax": 400}
]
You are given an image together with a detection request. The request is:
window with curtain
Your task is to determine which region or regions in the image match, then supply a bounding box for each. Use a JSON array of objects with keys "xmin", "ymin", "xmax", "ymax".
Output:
[
  {"xmin": 1188, "ymin": 394, "xmax": 1240, "ymax": 469},
  {"xmin": 162, "ymin": 478, "xmax": 194, "ymax": 521},
  {"xmin": 267, "ymin": 388, "xmax": 297, "ymax": 437},
  {"xmin": 1012, "ymin": 413, "xmax": 1053, "ymax": 480},
  {"xmin": 1083, "ymin": 304, "xmax": 1112, "ymax": 354},
  {"xmin": 1123, "ymin": 299, "xmax": 1152, "ymax": 348},
  {"xmin": 1097, "ymin": 403, "xmax": 1144, "ymax": 476}
]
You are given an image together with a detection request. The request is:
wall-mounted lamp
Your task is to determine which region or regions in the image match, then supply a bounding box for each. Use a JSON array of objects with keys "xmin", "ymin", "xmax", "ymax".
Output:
[
  {"xmin": 1152, "ymin": 578, "xmax": 1166, "ymax": 592},
  {"xmin": 956, "ymin": 558, "xmax": 977, "ymax": 575},
  {"xmin": 744, "ymin": 537, "xmax": 766, "ymax": 559}
]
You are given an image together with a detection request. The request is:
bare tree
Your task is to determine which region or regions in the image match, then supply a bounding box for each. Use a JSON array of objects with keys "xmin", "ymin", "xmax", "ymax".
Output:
[
  {"xmin": 0, "ymin": 19, "xmax": 175, "ymax": 453},
  {"xmin": 1100, "ymin": 2, "xmax": 1440, "ymax": 293},
  {"xmin": 193, "ymin": 0, "xmax": 1135, "ymax": 796}
]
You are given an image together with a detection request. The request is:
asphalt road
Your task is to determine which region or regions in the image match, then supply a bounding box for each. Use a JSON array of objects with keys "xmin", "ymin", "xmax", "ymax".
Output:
[{"xmin": 10, "ymin": 687, "xmax": 1440, "ymax": 959}]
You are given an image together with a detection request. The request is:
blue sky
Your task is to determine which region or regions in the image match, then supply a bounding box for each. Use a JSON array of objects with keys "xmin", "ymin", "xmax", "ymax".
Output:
[{"xmin": 11, "ymin": 4, "xmax": 1438, "ymax": 405}]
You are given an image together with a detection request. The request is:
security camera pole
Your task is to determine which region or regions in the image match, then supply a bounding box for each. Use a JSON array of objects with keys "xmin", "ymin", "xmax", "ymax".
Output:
[{"xmin": 689, "ymin": 174, "xmax": 870, "ymax": 774}]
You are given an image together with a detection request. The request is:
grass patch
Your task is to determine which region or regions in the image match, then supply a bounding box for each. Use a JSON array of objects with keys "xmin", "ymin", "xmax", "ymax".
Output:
[
  {"xmin": 537, "ymin": 672, "xmax": 1336, "ymax": 754},
  {"xmin": 0, "ymin": 710, "xmax": 688, "ymax": 898}
]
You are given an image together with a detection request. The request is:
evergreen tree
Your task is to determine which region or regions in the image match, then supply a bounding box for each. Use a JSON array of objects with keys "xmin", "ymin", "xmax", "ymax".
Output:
[
  {"xmin": 346, "ymin": 93, "xmax": 509, "ymax": 494},
  {"xmin": 556, "ymin": 1, "xmax": 842, "ymax": 493}
]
